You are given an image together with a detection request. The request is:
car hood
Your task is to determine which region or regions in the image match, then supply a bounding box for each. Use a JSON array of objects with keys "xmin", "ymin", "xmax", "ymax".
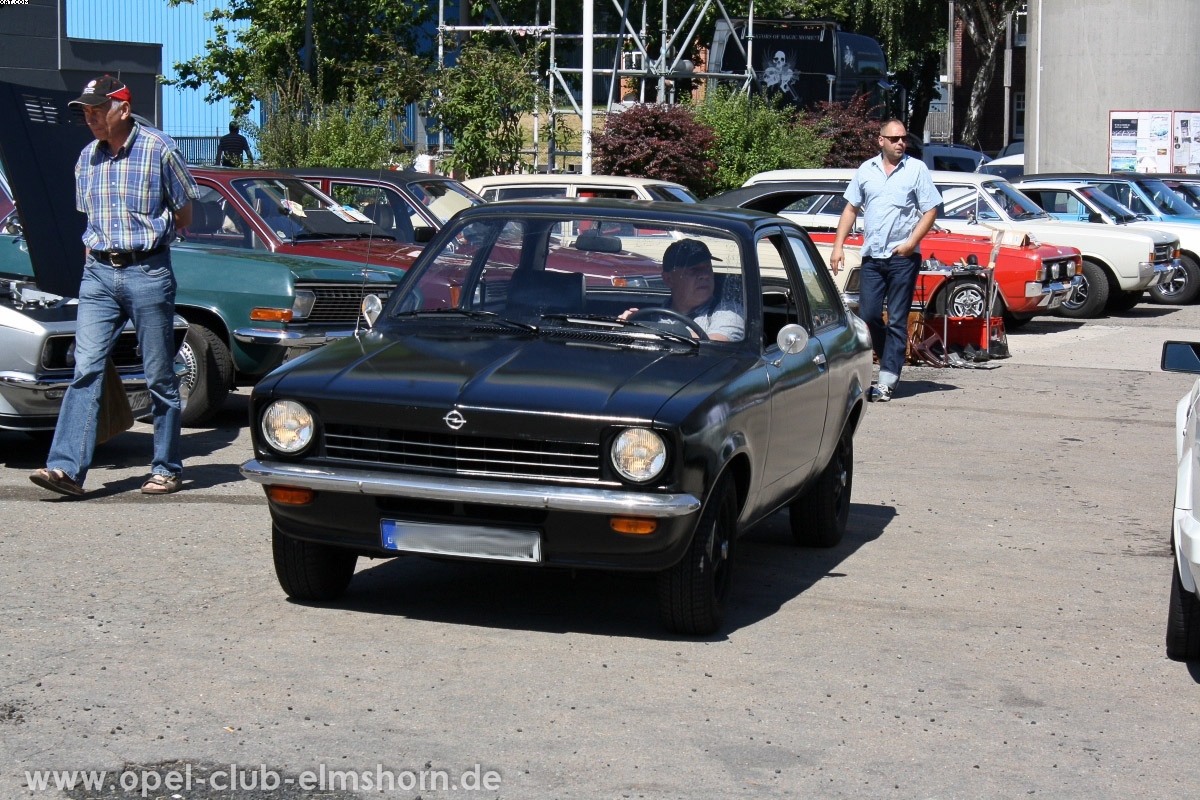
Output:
[
  {"xmin": 1129, "ymin": 220, "xmax": 1200, "ymax": 247},
  {"xmin": 1009, "ymin": 218, "xmax": 1177, "ymax": 246},
  {"xmin": 287, "ymin": 238, "xmax": 422, "ymax": 270},
  {"xmin": 260, "ymin": 328, "xmax": 747, "ymax": 437}
]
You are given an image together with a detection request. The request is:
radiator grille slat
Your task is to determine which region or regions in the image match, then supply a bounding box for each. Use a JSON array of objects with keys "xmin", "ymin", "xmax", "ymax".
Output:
[
  {"xmin": 298, "ymin": 283, "xmax": 394, "ymax": 324},
  {"xmin": 324, "ymin": 425, "xmax": 602, "ymax": 482}
]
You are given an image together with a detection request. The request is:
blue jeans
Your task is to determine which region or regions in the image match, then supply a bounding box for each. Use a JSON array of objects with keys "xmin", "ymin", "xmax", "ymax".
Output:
[
  {"xmin": 47, "ymin": 251, "xmax": 181, "ymax": 486},
  {"xmin": 858, "ymin": 253, "xmax": 921, "ymax": 384}
]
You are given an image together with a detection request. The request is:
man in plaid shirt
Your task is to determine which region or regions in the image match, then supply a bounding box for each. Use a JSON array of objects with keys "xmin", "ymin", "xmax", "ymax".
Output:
[{"xmin": 30, "ymin": 75, "xmax": 200, "ymax": 498}]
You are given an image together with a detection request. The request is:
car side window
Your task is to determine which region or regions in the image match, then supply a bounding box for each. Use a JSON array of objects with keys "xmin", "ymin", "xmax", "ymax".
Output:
[
  {"xmin": 332, "ymin": 182, "xmax": 420, "ymax": 243},
  {"xmin": 785, "ymin": 233, "xmax": 841, "ymax": 331},
  {"xmin": 180, "ymin": 185, "xmax": 252, "ymax": 249},
  {"xmin": 577, "ymin": 188, "xmax": 639, "ymax": 200}
]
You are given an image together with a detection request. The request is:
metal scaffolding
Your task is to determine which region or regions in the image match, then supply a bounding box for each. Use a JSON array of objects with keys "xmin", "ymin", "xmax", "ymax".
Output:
[{"xmin": 434, "ymin": 0, "xmax": 759, "ymax": 173}]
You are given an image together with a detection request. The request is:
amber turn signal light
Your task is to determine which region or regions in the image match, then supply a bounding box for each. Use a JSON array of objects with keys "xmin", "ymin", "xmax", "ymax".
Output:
[
  {"xmin": 267, "ymin": 485, "xmax": 314, "ymax": 505},
  {"xmin": 251, "ymin": 308, "xmax": 294, "ymax": 322},
  {"xmin": 610, "ymin": 517, "xmax": 657, "ymax": 535}
]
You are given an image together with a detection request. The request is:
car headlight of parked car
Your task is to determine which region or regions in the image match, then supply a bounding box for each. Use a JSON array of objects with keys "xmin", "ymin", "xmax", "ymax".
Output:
[
  {"xmin": 611, "ymin": 427, "xmax": 666, "ymax": 482},
  {"xmin": 261, "ymin": 400, "xmax": 315, "ymax": 455}
]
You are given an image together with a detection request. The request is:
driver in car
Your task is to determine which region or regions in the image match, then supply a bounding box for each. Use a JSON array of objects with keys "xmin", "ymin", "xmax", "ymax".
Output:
[{"xmin": 622, "ymin": 239, "xmax": 745, "ymax": 341}]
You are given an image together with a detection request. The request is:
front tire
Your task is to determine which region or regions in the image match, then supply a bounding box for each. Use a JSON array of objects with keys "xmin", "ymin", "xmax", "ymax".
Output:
[
  {"xmin": 177, "ymin": 323, "xmax": 234, "ymax": 427},
  {"xmin": 1151, "ymin": 254, "xmax": 1200, "ymax": 305},
  {"xmin": 658, "ymin": 475, "xmax": 737, "ymax": 635},
  {"xmin": 272, "ymin": 525, "xmax": 358, "ymax": 601},
  {"xmin": 790, "ymin": 429, "xmax": 853, "ymax": 548},
  {"xmin": 1057, "ymin": 260, "xmax": 1110, "ymax": 319},
  {"xmin": 1166, "ymin": 553, "xmax": 1200, "ymax": 661}
]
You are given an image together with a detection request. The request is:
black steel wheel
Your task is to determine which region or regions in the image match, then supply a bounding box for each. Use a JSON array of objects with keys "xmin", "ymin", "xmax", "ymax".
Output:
[
  {"xmin": 789, "ymin": 429, "xmax": 853, "ymax": 548},
  {"xmin": 1166, "ymin": 552, "xmax": 1200, "ymax": 661},
  {"xmin": 1151, "ymin": 254, "xmax": 1200, "ymax": 305},
  {"xmin": 658, "ymin": 475, "xmax": 737, "ymax": 635},
  {"xmin": 272, "ymin": 525, "xmax": 358, "ymax": 602},
  {"xmin": 1057, "ymin": 260, "xmax": 1110, "ymax": 319}
]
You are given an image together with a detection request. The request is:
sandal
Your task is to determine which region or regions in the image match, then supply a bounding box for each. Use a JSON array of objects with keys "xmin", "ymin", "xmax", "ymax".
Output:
[
  {"xmin": 141, "ymin": 473, "xmax": 181, "ymax": 495},
  {"xmin": 29, "ymin": 468, "xmax": 85, "ymax": 497}
]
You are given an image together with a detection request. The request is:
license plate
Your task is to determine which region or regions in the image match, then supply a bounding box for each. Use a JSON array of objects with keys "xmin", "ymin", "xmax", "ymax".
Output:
[
  {"xmin": 126, "ymin": 390, "xmax": 152, "ymax": 416},
  {"xmin": 381, "ymin": 519, "xmax": 542, "ymax": 563}
]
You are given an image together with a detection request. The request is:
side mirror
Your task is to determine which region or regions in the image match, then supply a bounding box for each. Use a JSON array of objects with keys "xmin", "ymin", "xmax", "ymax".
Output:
[
  {"xmin": 413, "ymin": 225, "xmax": 436, "ymax": 243},
  {"xmin": 1162, "ymin": 341, "xmax": 1200, "ymax": 374},
  {"xmin": 775, "ymin": 323, "xmax": 810, "ymax": 355}
]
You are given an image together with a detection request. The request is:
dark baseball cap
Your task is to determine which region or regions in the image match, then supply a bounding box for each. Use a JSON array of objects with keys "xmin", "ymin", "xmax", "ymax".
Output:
[
  {"xmin": 663, "ymin": 239, "xmax": 720, "ymax": 271},
  {"xmin": 68, "ymin": 75, "xmax": 132, "ymax": 107}
]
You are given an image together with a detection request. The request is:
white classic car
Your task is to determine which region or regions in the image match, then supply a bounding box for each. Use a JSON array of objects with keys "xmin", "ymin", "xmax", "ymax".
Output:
[
  {"xmin": 1016, "ymin": 179, "xmax": 1200, "ymax": 305},
  {"xmin": 1162, "ymin": 340, "xmax": 1200, "ymax": 662},
  {"xmin": 745, "ymin": 169, "xmax": 1181, "ymax": 319},
  {"xmin": 464, "ymin": 173, "xmax": 700, "ymax": 203}
]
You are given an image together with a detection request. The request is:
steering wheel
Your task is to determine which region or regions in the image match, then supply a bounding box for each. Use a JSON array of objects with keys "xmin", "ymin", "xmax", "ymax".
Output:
[{"xmin": 627, "ymin": 307, "xmax": 708, "ymax": 340}]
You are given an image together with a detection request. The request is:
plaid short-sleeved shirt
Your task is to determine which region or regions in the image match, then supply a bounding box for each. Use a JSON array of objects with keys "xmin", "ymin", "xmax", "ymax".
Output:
[{"xmin": 75, "ymin": 122, "xmax": 201, "ymax": 252}]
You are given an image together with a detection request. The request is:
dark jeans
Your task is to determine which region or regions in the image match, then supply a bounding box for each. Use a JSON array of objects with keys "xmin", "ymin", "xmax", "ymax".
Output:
[{"xmin": 858, "ymin": 253, "xmax": 921, "ymax": 382}]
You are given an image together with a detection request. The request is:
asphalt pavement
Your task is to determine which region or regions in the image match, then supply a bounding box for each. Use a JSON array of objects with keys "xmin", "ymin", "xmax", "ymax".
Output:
[{"xmin": 1, "ymin": 301, "xmax": 1197, "ymax": 799}]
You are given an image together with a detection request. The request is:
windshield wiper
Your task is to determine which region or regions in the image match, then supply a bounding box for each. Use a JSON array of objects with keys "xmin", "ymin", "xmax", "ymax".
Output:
[
  {"xmin": 540, "ymin": 313, "xmax": 700, "ymax": 348},
  {"xmin": 395, "ymin": 307, "xmax": 539, "ymax": 332},
  {"xmin": 1011, "ymin": 210, "xmax": 1048, "ymax": 220}
]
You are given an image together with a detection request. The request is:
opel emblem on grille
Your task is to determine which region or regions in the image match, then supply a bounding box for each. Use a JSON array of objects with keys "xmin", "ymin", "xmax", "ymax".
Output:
[{"xmin": 443, "ymin": 409, "xmax": 467, "ymax": 430}]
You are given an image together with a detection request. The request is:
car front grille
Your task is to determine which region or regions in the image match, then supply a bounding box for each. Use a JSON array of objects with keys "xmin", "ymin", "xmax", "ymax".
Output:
[
  {"xmin": 324, "ymin": 424, "xmax": 603, "ymax": 482},
  {"xmin": 42, "ymin": 331, "xmax": 143, "ymax": 371},
  {"xmin": 1041, "ymin": 258, "xmax": 1076, "ymax": 282},
  {"xmin": 299, "ymin": 282, "xmax": 394, "ymax": 324},
  {"xmin": 1155, "ymin": 243, "xmax": 1177, "ymax": 262}
]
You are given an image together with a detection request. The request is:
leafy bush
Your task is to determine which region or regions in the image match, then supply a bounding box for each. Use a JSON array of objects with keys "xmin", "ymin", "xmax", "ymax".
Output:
[
  {"xmin": 428, "ymin": 42, "xmax": 559, "ymax": 178},
  {"xmin": 806, "ymin": 94, "xmax": 882, "ymax": 168},
  {"xmin": 254, "ymin": 68, "xmax": 397, "ymax": 169},
  {"xmin": 591, "ymin": 104, "xmax": 716, "ymax": 197},
  {"xmin": 693, "ymin": 87, "xmax": 828, "ymax": 193}
]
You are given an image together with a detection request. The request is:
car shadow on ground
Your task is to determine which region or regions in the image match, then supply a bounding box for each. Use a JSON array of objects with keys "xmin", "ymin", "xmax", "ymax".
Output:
[
  {"xmin": 1005, "ymin": 318, "xmax": 1086, "ymax": 336},
  {"xmin": 294, "ymin": 503, "xmax": 896, "ymax": 640},
  {"xmin": 1188, "ymin": 662, "xmax": 1200, "ymax": 684},
  {"xmin": 3, "ymin": 389, "xmax": 249, "ymax": 495}
]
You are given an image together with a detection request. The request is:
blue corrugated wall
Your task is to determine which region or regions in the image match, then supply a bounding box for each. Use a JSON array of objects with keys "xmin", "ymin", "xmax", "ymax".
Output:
[
  {"xmin": 67, "ymin": 0, "xmax": 260, "ymax": 139},
  {"xmin": 66, "ymin": 0, "xmax": 424, "ymax": 153}
]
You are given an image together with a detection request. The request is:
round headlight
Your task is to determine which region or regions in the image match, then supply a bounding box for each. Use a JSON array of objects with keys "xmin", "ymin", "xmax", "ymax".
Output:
[
  {"xmin": 611, "ymin": 428, "xmax": 667, "ymax": 482},
  {"xmin": 261, "ymin": 400, "xmax": 314, "ymax": 454}
]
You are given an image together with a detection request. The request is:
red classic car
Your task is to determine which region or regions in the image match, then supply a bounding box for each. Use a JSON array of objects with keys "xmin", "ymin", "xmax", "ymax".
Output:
[
  {"xmin": 180, "ymin": 168, "xmax": 423, "ymax": 272},
  {"xmin": 702, "ymin": 182, "xmax": 1082, "ymax": 327}
]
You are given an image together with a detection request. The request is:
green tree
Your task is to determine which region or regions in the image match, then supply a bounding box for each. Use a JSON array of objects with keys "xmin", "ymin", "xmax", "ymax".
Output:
[
  {"xmin": 955, "ymin": 0, "xmax": 1023, "ymax": 147},
  {"xmin": 427, "ymin": 41, "xmax": 560, "ymax": 178},
  {"xmin": 164, "ymin": 0, "xmax": 431, "ymax": 117},
  {"xmin": 693, "ymin": 87, "xmax": 827, "ymax": 192}
]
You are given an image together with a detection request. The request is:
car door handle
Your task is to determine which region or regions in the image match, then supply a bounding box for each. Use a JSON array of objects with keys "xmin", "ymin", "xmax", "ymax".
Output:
[{"xmin": 813, "ymin": 353, "xmax": 826, "ymax": 367}]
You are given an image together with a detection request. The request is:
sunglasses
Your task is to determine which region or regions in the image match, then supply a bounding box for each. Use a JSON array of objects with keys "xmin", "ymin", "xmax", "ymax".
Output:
[{"xmin": 880, "ymin": 135, "xmax": 906, "ymax": 143}]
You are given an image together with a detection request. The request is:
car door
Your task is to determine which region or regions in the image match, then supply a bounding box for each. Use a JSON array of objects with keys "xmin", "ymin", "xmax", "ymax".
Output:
[{"xmin": 759, "ymin": 229, "xmax": 829, "ymax": 492}]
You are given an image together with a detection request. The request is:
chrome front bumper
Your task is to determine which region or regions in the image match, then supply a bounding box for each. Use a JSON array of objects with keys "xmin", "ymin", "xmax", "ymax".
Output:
[
  {"xmin": 232, "ymin": 327, "xmax": 358, "ymax": 348},
  {"xmin": 240, "ymin": 458, "xmax": 702, "ymax": 519},
  {"xmin": 1136, "ymin": 258, "xmax": 1179, "ymax": 290}
]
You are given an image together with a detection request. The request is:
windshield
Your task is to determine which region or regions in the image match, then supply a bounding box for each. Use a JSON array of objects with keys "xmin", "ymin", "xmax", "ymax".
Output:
[
  {"xmin": 389, "ymin": 211, "xmax": 746, "ymax": 344},
  {"xmin": 1138, "ymin": 179, "xmax": 1200, "ymax": 218},
  {"xmin": 937, "ymin": 181, "xmax": 1047, "ymax": 222},
  {"xmin": 232, "ymin": 177, "xmax": 392, "ymax": 241},
  {"xmin": 406, "ymin": 179, "xmax": 483, "ymax": 224},
  {"xmin": 1167, "ymin": 181, "xmax": 1200, "ymax": 212},
  {"xmin": 1077, "ymin": 185, "xmax": 1141, "ymax": 221}
]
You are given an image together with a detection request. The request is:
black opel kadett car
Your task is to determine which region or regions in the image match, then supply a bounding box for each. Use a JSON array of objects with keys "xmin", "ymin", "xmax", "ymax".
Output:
[{"xmin": 241, "ymin": 199, "xmax": 873, "ymax": 634}]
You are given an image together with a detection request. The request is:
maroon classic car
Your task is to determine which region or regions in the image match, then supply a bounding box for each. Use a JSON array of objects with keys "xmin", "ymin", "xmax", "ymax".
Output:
[{"xmin": 179, "ymin": 167, "xmax": 423, "ymax": 272}]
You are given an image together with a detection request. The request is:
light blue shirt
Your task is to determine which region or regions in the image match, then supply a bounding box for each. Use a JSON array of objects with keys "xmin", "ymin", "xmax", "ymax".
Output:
[{"xmin": 843, "ymin": 154, "xmax": 941, "ymax": 259}]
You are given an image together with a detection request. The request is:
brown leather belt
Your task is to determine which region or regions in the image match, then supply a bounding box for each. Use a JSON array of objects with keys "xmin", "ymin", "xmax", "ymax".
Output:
[{"xmin": 92, "ymin": 242, "xmax": 169, "ymax": 267}]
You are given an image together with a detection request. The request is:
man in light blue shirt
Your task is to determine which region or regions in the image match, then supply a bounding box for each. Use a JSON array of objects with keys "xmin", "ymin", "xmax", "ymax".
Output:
[{"xmin": 830, "ymin": 119, "xmax": 940, "ymax": 402}]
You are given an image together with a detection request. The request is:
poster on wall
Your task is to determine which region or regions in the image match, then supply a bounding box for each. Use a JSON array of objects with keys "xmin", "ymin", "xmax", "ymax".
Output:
[{"xmin": 1111, "ymin": 111, "xmax": 1200, "ymax": 174}]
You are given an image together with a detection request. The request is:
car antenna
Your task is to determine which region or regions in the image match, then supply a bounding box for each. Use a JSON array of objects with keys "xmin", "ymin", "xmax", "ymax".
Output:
[{"xmin": 353, "ymin": 155, "xmax": 390, "ymax": 336}]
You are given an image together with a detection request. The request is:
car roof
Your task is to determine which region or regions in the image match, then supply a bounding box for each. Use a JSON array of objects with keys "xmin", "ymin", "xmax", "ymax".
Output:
[
  {"xmin": 279, "ymin": 166, "xmax": 455, "ymax": 183},
  {"xmin": 702, "ymin": 181, "xmax": 848, "ymax": 213},
  {"xmin": 464, "ymin": 173, "xmax": 688, "ymax": 190},
  {"xmin": 1021, "ymin": 172, "xmax": 1161, "ymax": 183},
  {"xmin": 453, "ymin": 196, "xmax": 787, "ymax": 232},
  {"xmin": 980, "ymin": 154, "xmax": 1024, "ymax": 167}
]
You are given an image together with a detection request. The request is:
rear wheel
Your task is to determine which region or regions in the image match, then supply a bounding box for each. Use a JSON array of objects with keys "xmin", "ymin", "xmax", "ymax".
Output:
[
  {"xmin": 1151, "ymin": 254, "xmax": 1200, "ymax": 305},
  {"xmin": 177, "ymin": 322, "xmax": 234, "ymax": 427},
  {"xmin": 272, "ymin": 525, "xmax": 358, "ymax": 601},
  {"xmin": 1057, "ymin": 260, "xmax": 1109, "ymax": 319},
  {"xmin": 790, "ymin": 429, "xmax": 853, "ymax": 548},
  {"xmin": 658, "ymin": 474, "xmax": 737, "ymax": 635}
]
